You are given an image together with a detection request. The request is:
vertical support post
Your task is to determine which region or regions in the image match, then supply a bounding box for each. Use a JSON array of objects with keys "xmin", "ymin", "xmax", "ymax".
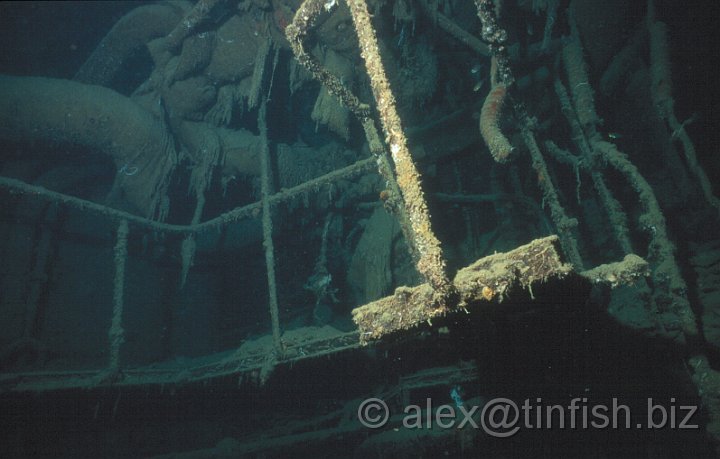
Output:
[
  {"xmin": 24, "ymin": 205, "xmax": 58, "ymax": 340},
  {"xmin": 284, "ymin": 0, "xmax": 420, "ymax": 262},
  {"xmin": 258, "ymin": 102, "xmax": 282, "ymax": 355},
  {"xmin": 519, "ymin": 120, "xmax": 584, "ymax": 270},
  {"xmin": 109, "ymin": 219, "xmax": 129, "ymax": 371},
  {"xmin": 646, "ymin": 3, "xmax": 720, "ymax": 217},
  {"xmin": 552, "ymin": 80, "xmax": 633, "ymax": 256},
  {"xmin": 346, "ymin": 0, "xmax": 453, "ymax": 306}
]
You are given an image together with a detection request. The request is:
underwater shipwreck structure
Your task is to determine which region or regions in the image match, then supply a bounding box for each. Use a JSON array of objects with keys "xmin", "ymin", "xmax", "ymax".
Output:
[{"xmin": 1, "ymin": 0, "xmax": 720, "ymax": 456}]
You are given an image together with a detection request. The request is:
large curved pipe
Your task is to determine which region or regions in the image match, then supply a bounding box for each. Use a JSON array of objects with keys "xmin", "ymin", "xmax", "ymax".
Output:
[{"xmin": 0, "ymin": 75, "xmax": 177, "ymax": 218}]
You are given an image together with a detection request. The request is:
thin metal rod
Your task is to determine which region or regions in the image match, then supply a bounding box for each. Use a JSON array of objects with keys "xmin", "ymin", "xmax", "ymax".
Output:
[
  {"xmin": 0, "ymin": 157, "xmax": 374, "ymax": 235},
  {"xmin": 109, "ymin": 219, "xmax": 129, "ymax": 371},
  {"xmin": 258, "ymin": 102, "xmax": 282, "ymax": 355}
]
